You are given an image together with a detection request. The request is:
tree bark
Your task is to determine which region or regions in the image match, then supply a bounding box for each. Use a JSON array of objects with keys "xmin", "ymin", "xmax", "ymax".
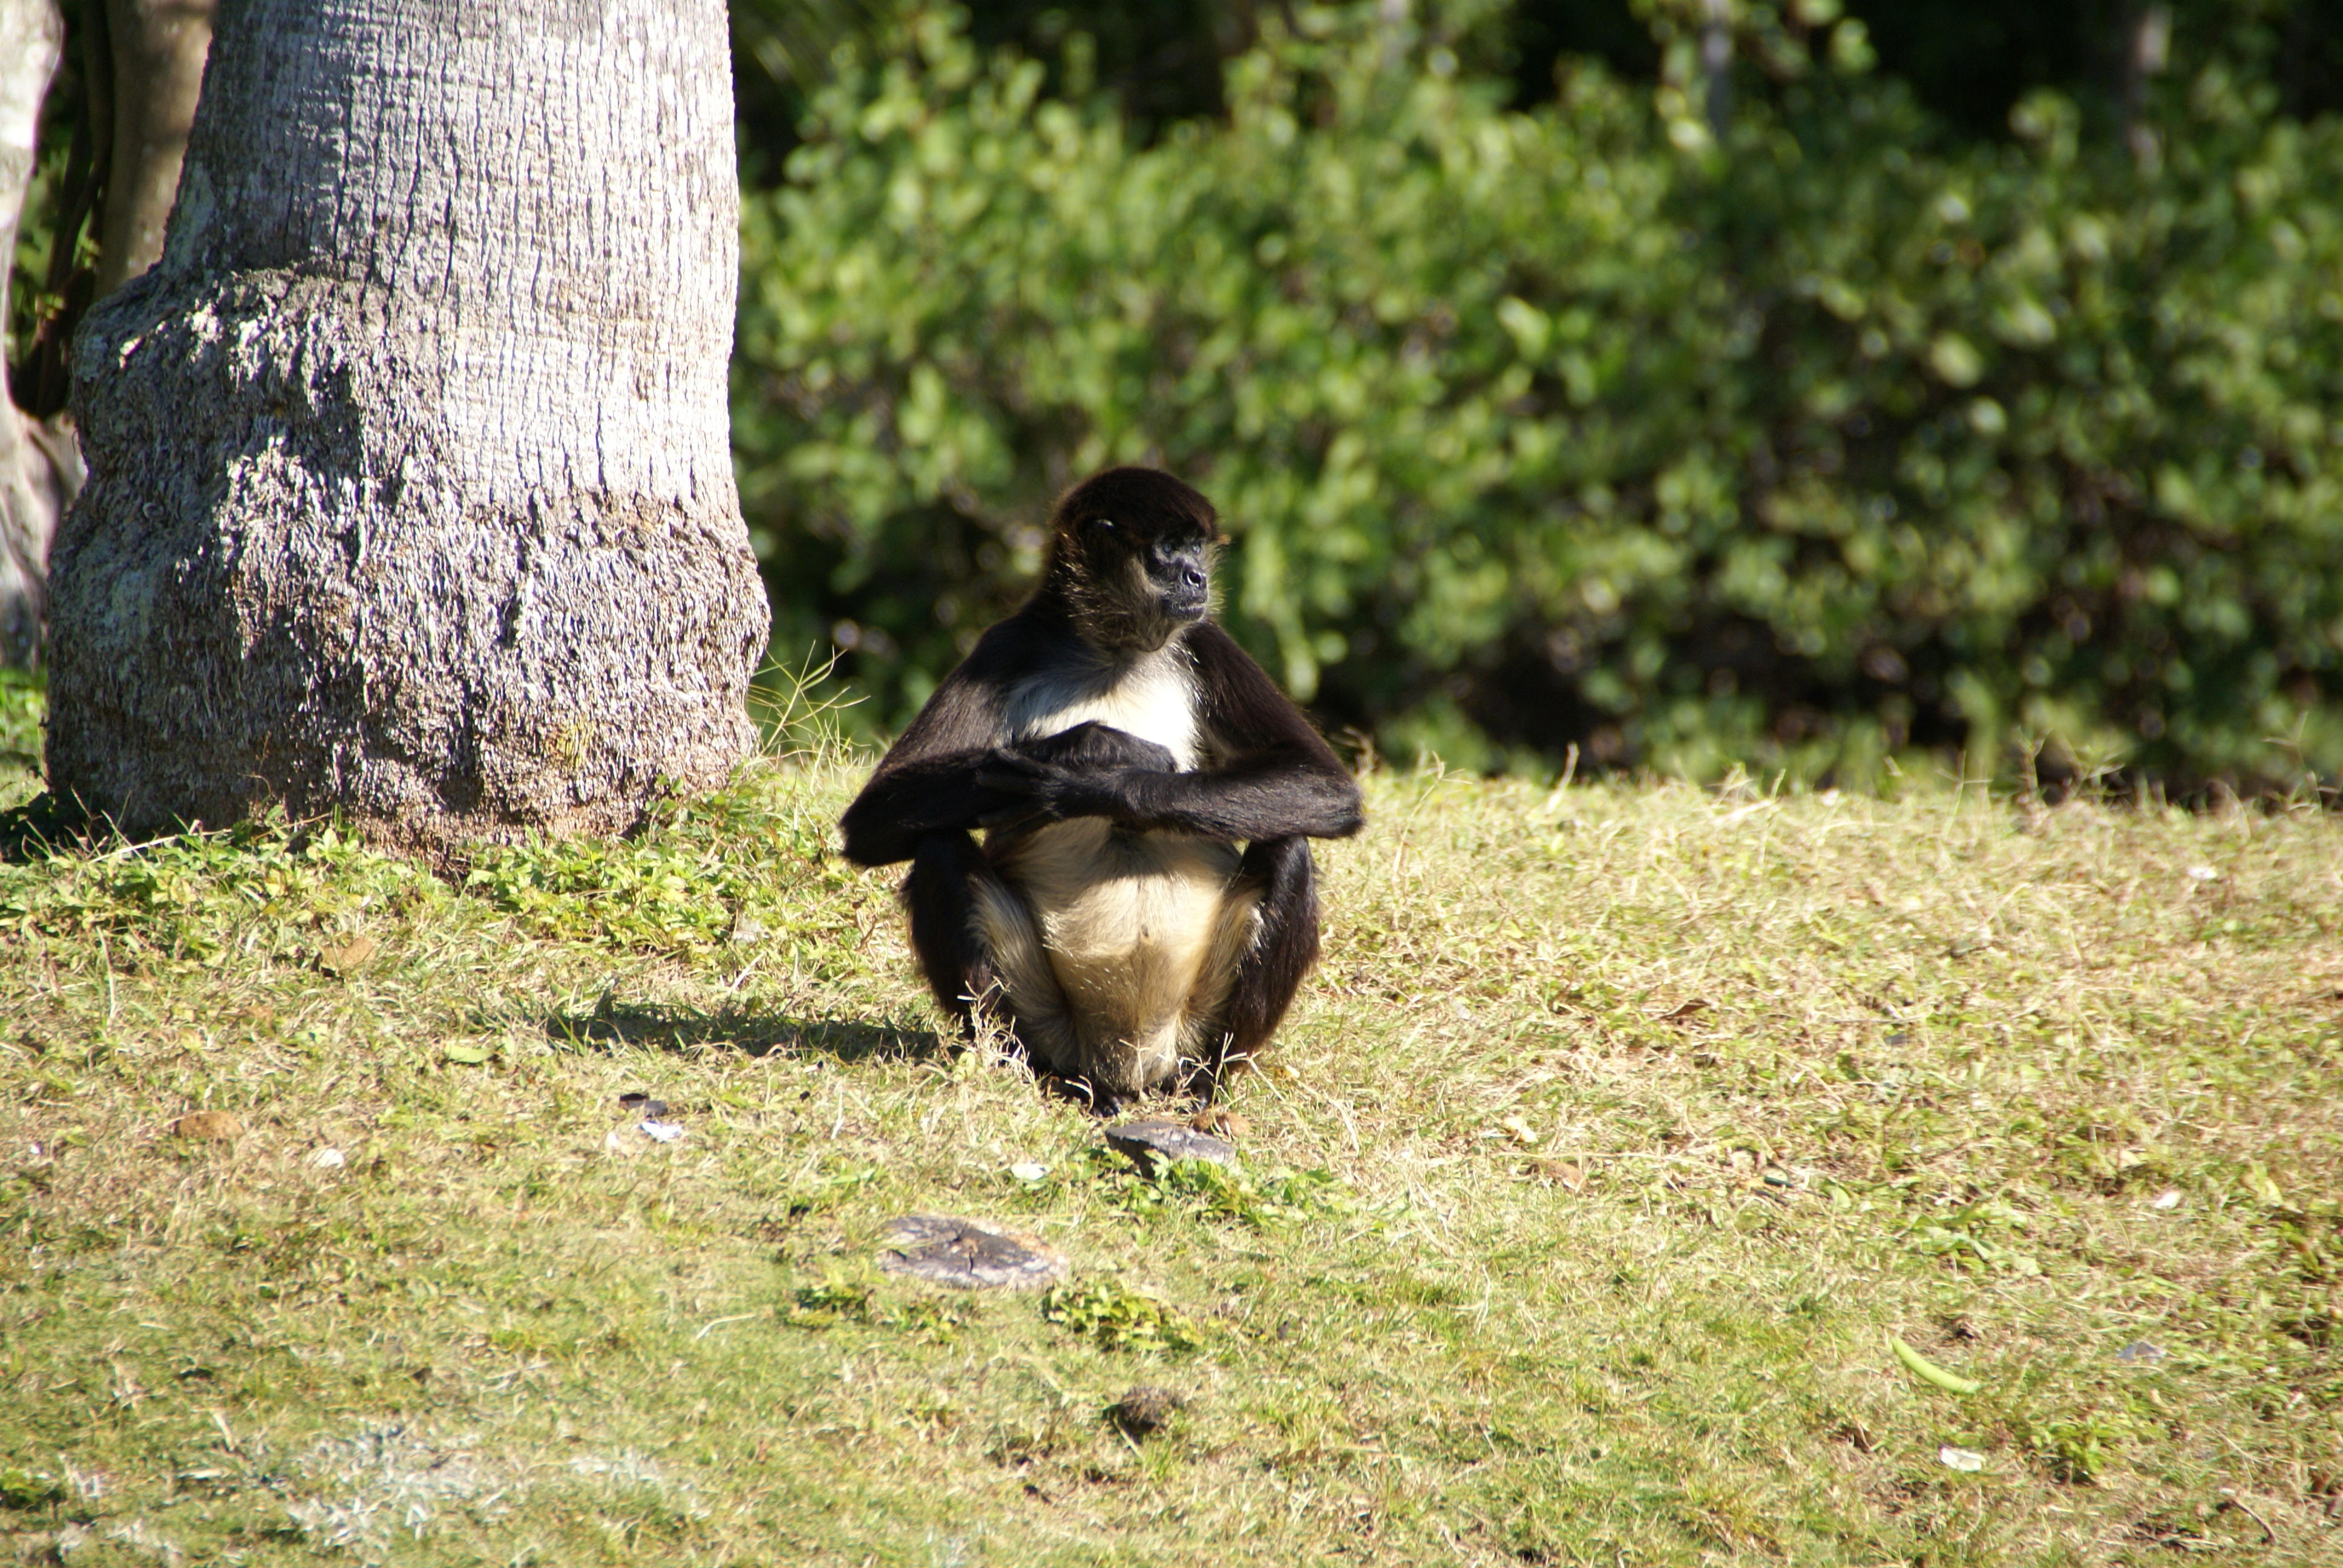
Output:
[
  {"xmin": 0, "ymin": 0, "xmax": 79, "ymax": 667},
  {"xmin": 2, "ymin": 0, "xmax": 214, "ymax": 665},
  {"xmin": 98, "ymin": 0, "xmax": 215, "ymax": 295},
  {"xmin": 45, "ymin": 0, "xmax": 769, "ymax": 851}
]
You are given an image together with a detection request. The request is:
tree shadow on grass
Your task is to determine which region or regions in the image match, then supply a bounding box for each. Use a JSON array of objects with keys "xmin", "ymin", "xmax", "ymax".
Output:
[
  {"xmin": 540, "ymin": 997, "xmax": 945, "ymax": 1065},
  {"xmin": 0, "ymin": 791, "xmax": 97, "ymax": 863}
]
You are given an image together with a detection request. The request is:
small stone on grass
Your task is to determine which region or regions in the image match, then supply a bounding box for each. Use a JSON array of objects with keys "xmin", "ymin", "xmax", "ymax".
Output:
[
  {"xmin": 877, "ymin": 1215, "xmax": 1068, "ymax": 1291},
  {"xmin": 1105, "ymin": 1117, "xmax": 1236, "ymax": 1174}
]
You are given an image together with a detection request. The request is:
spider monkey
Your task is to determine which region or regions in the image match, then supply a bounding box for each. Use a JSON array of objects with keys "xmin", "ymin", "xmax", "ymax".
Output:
[{"xmin": 840, "ymin": 468, "xmax": 1364, "ymax": 1105}]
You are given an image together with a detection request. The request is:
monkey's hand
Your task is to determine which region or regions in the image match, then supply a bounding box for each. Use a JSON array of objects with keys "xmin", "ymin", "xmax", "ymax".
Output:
[
  {"xmin": 974, "ymin": 724, "xmax": 1177, "ymax": 829},
  {"xmin": 1010, "ymin": 721, "xmax": 1177, "ymax": 774},
  {"xmin": 975, "ymin": 747, "xmax": 1153, "ymax": 828}
]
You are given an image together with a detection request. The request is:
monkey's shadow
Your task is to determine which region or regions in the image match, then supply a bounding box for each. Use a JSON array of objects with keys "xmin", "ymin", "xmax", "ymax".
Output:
[
  {"xmin": 536, "ymin": 1001, "xmax": 1189, "ymax": 1114},
  {"xmin": 540, "ymin": 999, "xmax": 945, "ymax": 1065}
]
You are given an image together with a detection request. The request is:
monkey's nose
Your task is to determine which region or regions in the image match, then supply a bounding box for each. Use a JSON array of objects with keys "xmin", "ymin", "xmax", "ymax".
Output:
[{"xmin": 1182, "ymin": 566, "xmax": 1206, "ymax": 589}]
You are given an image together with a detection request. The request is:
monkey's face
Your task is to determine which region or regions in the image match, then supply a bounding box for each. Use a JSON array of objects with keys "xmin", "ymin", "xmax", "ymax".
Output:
[
  {"xmin": 1076, "ymin": 517, "xmax": 1216, "ymax": 652},
  {"xmin": 1136, "ymin": 524, "xmax": 1213, "ymax": 625},
  {"xmin": 1048, "ymin": 468, "xmax": 1225, "ymax": 653}
]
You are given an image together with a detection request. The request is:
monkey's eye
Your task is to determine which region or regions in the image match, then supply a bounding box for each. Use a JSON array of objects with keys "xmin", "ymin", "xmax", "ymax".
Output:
[{"xmin": 1090, "ymin": 517, "xmax": 1116, "ymax": 533}]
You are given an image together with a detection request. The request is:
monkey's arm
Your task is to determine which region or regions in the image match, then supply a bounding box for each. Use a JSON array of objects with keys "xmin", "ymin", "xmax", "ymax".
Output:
[
  {"xmin": 840, "ymin": 756, "xmax": 998, "ymax": 866},
  {"xmin": 971, "ymin": 723, "xmax": 1181, "ymax": 836},
  {"xmin": 839, "ymin": 650, "xmax": 1018, "ymax": 867},
  {"xmin": 1142, "ymin": 626, "xmax": 1363, "ymax": 838},
  {"xmin": 977, "ymin": 625, "xmax": 1363, "ymax": 841}
]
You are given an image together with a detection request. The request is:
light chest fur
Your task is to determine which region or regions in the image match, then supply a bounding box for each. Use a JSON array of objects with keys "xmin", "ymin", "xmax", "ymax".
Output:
[
  {"xmin": 981, "ymin": 645, "xmax": 1257, "ymax": 1092},
  {"xmin": 1003, "ymin": 647, "xmax": 1203, "ymax": 766}
]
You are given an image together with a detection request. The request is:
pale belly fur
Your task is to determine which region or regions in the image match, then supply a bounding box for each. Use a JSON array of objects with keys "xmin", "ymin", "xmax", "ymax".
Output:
[
  {"xmin": 980, "ymin": 652, "xmax": 1258, "ymax": 1090},
  {"xmin": 993, "ymin": 819, "xmax": 1247, "ymax": 1071}
]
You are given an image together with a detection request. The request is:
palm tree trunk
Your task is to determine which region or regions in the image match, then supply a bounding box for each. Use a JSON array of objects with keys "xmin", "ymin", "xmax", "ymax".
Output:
[
  {"xmin": 0, "ymin": 0, "xmax": 75, "ymax": 668},
  {"xmin": 45, "ymin": 0, "xmax": 769, "ymax": 851},
  {"xmin": 97, "ymin": 0, "xmax": 217, "ymax": 295}
]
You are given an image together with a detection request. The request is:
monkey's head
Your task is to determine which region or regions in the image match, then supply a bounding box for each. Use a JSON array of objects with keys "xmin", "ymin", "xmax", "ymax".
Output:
[{"xmin": 1046, "ymin": 468, "xmax": 1222, "ymax": 654}]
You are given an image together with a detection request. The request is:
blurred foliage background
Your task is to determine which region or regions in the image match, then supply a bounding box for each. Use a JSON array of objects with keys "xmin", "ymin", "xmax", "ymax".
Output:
[
  {"xmin": 13, "ymin": 1, "xmax": 2343, "ymax": 794},
  {"xmin": 725, "ymin": 0, "xmax": 2343, "ymax": 795}
]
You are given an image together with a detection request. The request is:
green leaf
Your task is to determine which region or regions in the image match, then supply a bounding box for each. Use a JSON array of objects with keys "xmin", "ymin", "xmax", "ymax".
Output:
[{"xmin": 1891, "ymin": 1334, "xmax": 1983, "ymax": 1396}]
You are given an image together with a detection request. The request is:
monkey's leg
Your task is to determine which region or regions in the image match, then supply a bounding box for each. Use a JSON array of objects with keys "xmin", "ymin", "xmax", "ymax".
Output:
[
  {"xmin": 965, "ymin": 875, "xmax": 1081, "ymax": 1073},
  {"xmin": 902, "ymin": 831, "xmax": 1078, "ymax": 1067},
  {"xmin": 903, "ymin": 832, "xmax": 997, "ymax": 1028},
  {"xmin": 1196, "ymin": 835, "xmax": 1320, "ymax": 1093}
]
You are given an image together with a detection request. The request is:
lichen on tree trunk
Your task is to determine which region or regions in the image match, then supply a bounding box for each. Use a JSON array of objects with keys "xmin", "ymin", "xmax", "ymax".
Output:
[{"xmin": 45, "ymin": 0, "xmax": 769, "ymax": 851}]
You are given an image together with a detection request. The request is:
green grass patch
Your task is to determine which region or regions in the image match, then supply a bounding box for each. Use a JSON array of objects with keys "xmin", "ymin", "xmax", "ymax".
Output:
[{"xmin": 3, "ymin": 740, "xmax": 2341, "ymax": 1563}]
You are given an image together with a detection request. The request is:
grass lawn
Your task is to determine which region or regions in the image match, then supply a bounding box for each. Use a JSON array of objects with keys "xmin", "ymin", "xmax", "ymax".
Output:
[{"xmin": 3, "ymin": 676, "xmax": 2341, "ymax": 1565}]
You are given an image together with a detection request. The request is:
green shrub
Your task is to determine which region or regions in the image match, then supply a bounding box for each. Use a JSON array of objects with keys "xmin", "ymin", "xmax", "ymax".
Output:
[{"xmin": 733, "ymin": 4, "xmax": 2343, "ymax": 791}]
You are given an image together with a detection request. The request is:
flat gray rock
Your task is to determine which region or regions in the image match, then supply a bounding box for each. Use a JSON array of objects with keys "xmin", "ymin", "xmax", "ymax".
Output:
[
  {"xmin": 1104, "ymin": 1117, "xmax": 1237, "ymax": 1174},
  {"xmin": 876, "ymin": 1215, "xmax": 1068, "ymax": 1290}
]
